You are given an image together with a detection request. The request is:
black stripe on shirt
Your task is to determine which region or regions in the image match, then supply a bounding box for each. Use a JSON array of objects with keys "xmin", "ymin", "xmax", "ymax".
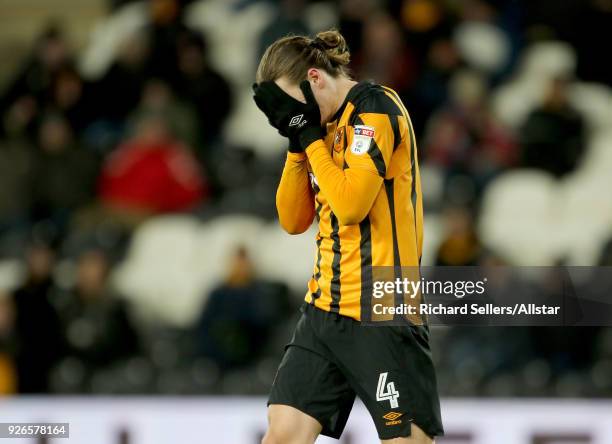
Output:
[
  {"xmin": 359, "ymin": 216, "xmax": 373, "ymax": 322},
  {"xmin": 329, "ymin": 212, "xmax": 342, "ymax": 313},
  {"xmin": 384, "ymin": 178, "xmax": 404, "ymax": 320}
]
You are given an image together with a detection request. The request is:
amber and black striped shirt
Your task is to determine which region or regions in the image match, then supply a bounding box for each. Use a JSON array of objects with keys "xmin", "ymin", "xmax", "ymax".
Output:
[{"xmin": 275, "ymin": 80, "xmax": 423, "ymax": 321}]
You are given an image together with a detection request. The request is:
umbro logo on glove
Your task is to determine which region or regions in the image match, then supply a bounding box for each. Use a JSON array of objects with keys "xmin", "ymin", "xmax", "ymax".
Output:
[
  {"xmin": 252, "ymin": 80, "xmax": 324, "ymax": 153},
  {"xmin": 289, "ymin": 114, "xmax": 305, "ymax": 127}
]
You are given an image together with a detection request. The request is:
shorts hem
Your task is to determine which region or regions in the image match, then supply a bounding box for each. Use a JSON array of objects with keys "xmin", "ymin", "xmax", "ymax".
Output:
[
  {"xmin": 266, "ymin": 401, "xmax": 343, "ymax": 440},
  {"xmin": 376, "ymin": 419, "xmax": 444, "ymax": 440}
]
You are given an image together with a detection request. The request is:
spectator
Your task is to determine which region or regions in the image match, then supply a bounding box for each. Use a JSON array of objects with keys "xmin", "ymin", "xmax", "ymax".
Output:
[
  {"xmin": 0, "ymin": 129, "xmax": 34, "ymax": 232},
  {"xmin": 54, "ymin": 249, "xmax": 140, "ymax": 379},
  {"xmin": 172, "ymin": 32, "xmax": 232, "ymax": 154},
  {"xmin": 0, "ymin": 25, "xmax": 72, "ymax": 138},
  {"xmin": 98, "ymin": 114, "xmax": 208, "ymax": 215},
  {"xmin": 257, "ymin": 0, "xmax": 309, "ymax": 60},
  {"xmin": 409, "ymin": 38, "xmax": 461, "ymax": 135},
  {"xmin": 92, "ymin": 31, "xmax": 150, "ymax": 124},
  {"xmin": 195, "ymin": 247, "xmax": 290, "ymax": 369},
  {"xmin": 145, "ymin": 0, "xmax": 189, "ymax": 81},
  {"xmin": 30, "ymin": 114, "xmax": 99, "ymax": 229},
  {"xmin": 85, "ymin": 32, "xmax": 151, "ymax": 155},
  {"xmin": 520, "ymin": 76, "xmax": 585, "ymax": 177},
  {"xmin": 338, "ymin": 0, "xmax": 378, "ymax": 58},
  {"xmin": 573, "ymin": 0, "xmax": 612, "ymax": 87},
  {"xmin": 353, "ymin": 12, "xmax": 417, "ymax": 95},
  {"xmin": 424, "ymin": 70, "xmax": 517, "ymax": 201},
  {"xmin": 527, "ymin": 267, "xmax": 602, "ymax": 377},
  {"xmin": 399, "ymin": 0, "xmax": 449, "ymax": 49},
  {"xmin": 47, "ymin": 66, "xmax": 94, "ymax": 136},
  {"xmin": 12, "ymin": 240, "xmax": 64, "ymax": 393},
  {"xmin": 128, "ymin": 78, "xmax": 198, "ymax": 147},
  {"xmin": 435, "ymin": 205, "xmax": 482, "ymax": 266},
  {"xmin": 2, "ymin": 96, "xmax": 39, "ymax": 143},
  {"xmin": 0, "ymin": 293, "xmax": 17, "ymax": 394}
]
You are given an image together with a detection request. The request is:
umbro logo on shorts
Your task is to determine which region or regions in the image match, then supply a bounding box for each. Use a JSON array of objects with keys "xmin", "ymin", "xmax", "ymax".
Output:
[
  {"xmin": 383, "ymin": 412, "xmax": 403, "ymax": 421},
  {"xmin": 383, "ymin": 411, "xmax": 403, "ymax": 426}
]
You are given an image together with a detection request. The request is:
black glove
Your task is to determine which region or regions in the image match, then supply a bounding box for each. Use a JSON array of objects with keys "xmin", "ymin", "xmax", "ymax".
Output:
[{"xmin": 252, "ymin": 80, "xmax": 325, "ymax": 153}]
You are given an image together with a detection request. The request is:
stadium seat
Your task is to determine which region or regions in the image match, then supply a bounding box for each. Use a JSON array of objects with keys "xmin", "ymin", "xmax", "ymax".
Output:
[
  {"xmin": 569, "ymin": 83, "xmax": 612, "ymax": 131},
  {"xmin": 479, "ymin": 170, "xmax": 560, "ymax": 265},
  {"xmin": 251, "ymin": 224, "xmax": 317, "ymax": 294},
  {"xmin": 113, "ymin": 215, "xmax": 210, "ymax": 327},
  {"xmin": 558, "ymin": 166, "xmax": 612, "ymax": 265},
  {"xmin": 421, "ymin": 214, "xmax": 443, "ymax": 266},
  {"xmin": 79, "ymin": 1, "xmax": 148, "ymax": 79},
  {"xmin": 492, "ymin": 41, "xmax": 577, "ymax": 130},
  {"xmin": 579, "ymin": 129, "xmax": 612, "ymax": 183},
  {"xmin": 114, "ymin": 214, "xmax": 319, "ymax": 327}
]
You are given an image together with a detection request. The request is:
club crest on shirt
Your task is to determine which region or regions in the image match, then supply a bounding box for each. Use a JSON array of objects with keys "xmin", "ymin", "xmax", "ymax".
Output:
[
  {"xmin": 333, "ymin": 126, "xmax": 345, "ymax": 152},
  {"xmin": 350, "ymin": 125, "xmax": 375, "ymax": 155}
]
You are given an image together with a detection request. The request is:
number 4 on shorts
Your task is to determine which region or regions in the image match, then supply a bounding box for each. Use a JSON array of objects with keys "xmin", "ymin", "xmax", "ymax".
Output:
[{"xmin": 376, "ymin": 372, "xmax": 399, "ymax": 408}]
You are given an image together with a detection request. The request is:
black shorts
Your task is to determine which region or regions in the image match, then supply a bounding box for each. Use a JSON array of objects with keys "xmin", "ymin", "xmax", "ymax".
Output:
[{"xmin": 268, "ymin": 303, "xmax": 444, "ymax": 440}]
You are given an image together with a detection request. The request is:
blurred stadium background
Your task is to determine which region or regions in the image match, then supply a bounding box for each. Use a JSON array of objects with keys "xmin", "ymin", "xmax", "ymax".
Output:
[{"xmin": 0, "ymin": 0, "xmax": 612, "ymax": 442}]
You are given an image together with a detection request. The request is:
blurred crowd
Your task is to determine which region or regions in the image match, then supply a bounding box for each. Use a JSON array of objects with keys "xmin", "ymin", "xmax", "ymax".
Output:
[{"xmin": 0, "ymin": 0, "xmax": 612, "ymax": 397}]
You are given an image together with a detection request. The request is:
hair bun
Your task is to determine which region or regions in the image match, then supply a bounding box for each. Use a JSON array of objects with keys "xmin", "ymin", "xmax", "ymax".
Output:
[{"xmin": 314, "ymin": 30, "xmax": 350, "ymax": 66}]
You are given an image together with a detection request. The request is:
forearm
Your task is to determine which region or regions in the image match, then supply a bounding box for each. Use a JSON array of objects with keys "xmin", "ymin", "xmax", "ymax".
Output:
[
  {"xmin": 305, "ymin": 140, "xmax": 382, "ymax": 225},
  {"xmin": 276, "ymin": 152, "xmax": 315, "ymax": 234}
]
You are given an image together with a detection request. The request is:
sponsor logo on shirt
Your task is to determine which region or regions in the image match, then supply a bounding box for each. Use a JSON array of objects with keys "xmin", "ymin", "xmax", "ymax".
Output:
[{"xmin": 350, "ymin": 125, "xmax": 375, "ymax": 155}]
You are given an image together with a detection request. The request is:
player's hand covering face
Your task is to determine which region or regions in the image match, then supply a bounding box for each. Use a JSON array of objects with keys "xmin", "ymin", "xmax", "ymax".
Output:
[{"xmin": 252, "ymin": 80, "xmax": 325, "ymax": 153}]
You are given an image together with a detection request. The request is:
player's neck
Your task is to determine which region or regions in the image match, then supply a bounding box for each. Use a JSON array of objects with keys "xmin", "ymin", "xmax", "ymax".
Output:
[{"xmin": 333, "ymin": 77, "xmax": 358, "ymax": 117}]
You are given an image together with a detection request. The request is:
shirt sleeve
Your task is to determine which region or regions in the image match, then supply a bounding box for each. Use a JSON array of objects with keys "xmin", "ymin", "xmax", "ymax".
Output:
[
  {"xmin": 344, "ymin": 112, "xmax": 395, "ymax": 177},
  {"xmin": 304, "ymin": 112, "xmax": 397, "ymax": 226},
  {"xmin": 275, "ymin": 152, "xmax": 315, "ymax": 234}
]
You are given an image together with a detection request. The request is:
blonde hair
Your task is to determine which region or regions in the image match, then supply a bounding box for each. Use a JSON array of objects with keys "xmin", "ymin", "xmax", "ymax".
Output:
[{"xmin": 256, "ymin": 29, "xmax": 351, "ymax": 84}]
